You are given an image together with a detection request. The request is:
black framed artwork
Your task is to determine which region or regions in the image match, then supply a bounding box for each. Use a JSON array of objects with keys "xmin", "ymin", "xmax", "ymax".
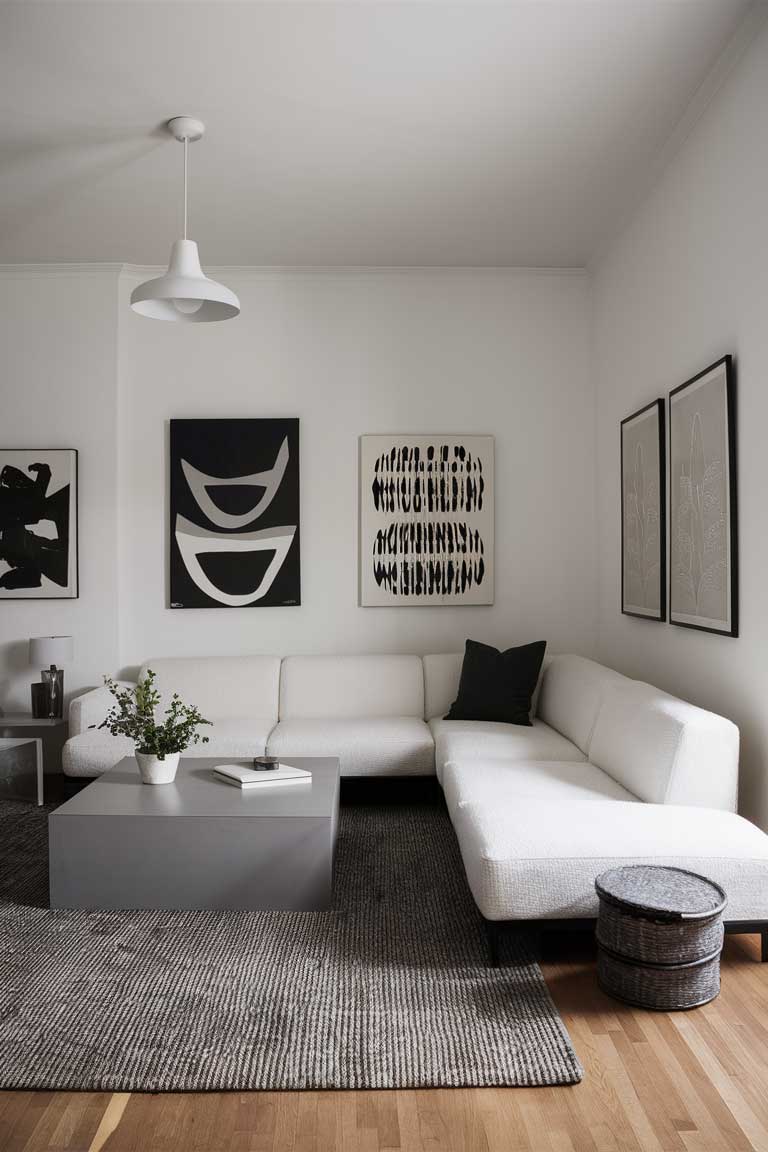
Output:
[
  {"xmin": 621, "ymin": 400, "xmax": 665, "ymax": 620},
  {"xmin": 0, "ymin": 449, "xmax": 78, "ymax": 599},
  {"xmin": 669, "ymin": 356, "xmax": 737, "ymax": 636},
  {"xmin": 169, "ymin": 419, "xmax": 300, "ymax": 609}
]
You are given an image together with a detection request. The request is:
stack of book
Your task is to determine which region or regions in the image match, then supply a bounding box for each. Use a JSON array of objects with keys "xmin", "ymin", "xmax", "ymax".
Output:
[{"xmin": 213, "ymin": 763, "xmax": 311, "ymax": 789}]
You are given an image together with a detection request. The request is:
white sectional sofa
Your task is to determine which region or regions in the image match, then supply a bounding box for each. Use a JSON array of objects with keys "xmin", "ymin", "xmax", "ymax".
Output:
[{"xmin": 63, "ymin": 651, "xmax": 768, "ymax": 960}]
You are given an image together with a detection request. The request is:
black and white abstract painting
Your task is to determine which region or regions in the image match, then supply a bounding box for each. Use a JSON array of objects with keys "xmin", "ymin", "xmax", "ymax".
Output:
[
  {"xmin": 359, "ymin": 435, "xmax": 494, "ymax": 606},
  {"xmin": 0, "ymin": 449, "xmax": 78, "ymax": 599},
  {"xmin": 170, "ymin": 419, "xmax": 300, "ymax": 609},
  {"xmin": 669, "ymin": 357, "xmax": 737, "ymax": 635}
]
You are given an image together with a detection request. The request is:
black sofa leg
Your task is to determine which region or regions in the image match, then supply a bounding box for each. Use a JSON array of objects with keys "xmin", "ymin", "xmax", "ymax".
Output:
[
  {"xmin": 486, "ymin": 921, "xmax": 500, "ymax": 968},
  {"xmin": 761, "ymin": 929, "xmax": 768, "ymax": 963}
]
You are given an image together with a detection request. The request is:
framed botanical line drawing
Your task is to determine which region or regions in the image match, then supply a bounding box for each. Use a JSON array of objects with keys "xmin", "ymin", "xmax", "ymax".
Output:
[
  {"xmin": 0, "ymin": 449, "xmax": 78, "ymax": 599},
  {"xmin": 359, "ymin": 435, "xmax": 494, "ymax": 606},
  {"xmin": 621, "ymin": 400, "xmax": 665, "ymax": 620},
  {"xmin": 669, "ymin": 356, "xmax": 737, "ymax": 636}
]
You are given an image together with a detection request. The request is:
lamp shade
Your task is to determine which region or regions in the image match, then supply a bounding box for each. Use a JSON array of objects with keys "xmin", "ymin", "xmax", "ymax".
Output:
[
  {"xmin": 130, "ymin": 239, "xmax": 240, "ymax": 323},
  {"xmin": 29, "ymin": 636, "xmax": 74, "ymax": 667}
]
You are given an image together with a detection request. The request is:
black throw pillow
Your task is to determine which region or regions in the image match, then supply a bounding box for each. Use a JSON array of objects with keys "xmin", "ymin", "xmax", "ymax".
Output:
[{"xmin": 445, "ymin": 639, "xmax": 547, "ymax": 726}]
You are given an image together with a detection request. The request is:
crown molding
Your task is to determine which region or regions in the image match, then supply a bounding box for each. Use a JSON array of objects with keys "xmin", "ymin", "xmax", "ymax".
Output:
[
  {"xmin": 120, "ymin": 263, "xmax": 588, "ymax": 280},
  {"xmin": 0, "ymin": 262, "xmax": 124, "ymax": 279},
  {"xmin": 0, "ymin": 262, "xmax": 588, "ymax": 282}
]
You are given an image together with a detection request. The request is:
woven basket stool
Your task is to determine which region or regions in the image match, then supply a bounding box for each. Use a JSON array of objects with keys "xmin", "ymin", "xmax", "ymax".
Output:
[{"xmin": 595, "ymin": 865, "xmax": 727, "ymax": 1011}]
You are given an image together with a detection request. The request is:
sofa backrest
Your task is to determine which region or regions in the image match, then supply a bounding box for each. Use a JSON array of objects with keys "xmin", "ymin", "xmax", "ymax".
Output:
[
  {"xmin": 422, "ymin": 654, "xmax": 464, "ymax": 719},
  {"xmin": 139, "ymin": 657, "xmax": 281, "ymax": 721},
  {"xmin": 422, "ymin": 652, "xmax": 553, "ymax": 720},
  {"xmin": 537, "ymin": 655, "xmax": 627, "ymax": 753},
  {"xmin": 588, "ymin": 680, "xmax": 739, "ymax": 810},
  {"xmin": 279, "ymin": 655, "xmax": 424, "ymax": 720}
]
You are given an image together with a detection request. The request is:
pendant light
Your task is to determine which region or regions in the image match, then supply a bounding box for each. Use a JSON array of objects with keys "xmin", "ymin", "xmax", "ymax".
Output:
[{"xmin": 130, "ymin": 117, "xmax": 240, "ymax": 323}]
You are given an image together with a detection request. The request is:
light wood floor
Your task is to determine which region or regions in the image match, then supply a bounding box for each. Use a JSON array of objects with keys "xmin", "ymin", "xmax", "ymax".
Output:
[{"xmin": 2, "ymin": 934, "xmax": 767, "ymax": 1152}]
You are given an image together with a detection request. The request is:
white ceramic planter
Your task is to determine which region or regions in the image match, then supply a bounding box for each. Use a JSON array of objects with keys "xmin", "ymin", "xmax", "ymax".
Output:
[{"xmin": 135, "ymin": 751, "xmax": 180, "ymax": 785}]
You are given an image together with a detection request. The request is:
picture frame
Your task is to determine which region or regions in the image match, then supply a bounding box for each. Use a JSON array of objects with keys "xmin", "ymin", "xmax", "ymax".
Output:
[
  {"xmin": 169, "ymin": 418, "xmax": 300, "ymax": 609},
  {"xmin": 0, "ymin": 448, "xmax": 78, "ymax": 599},
  {"xmin": 668, "ymin": 356, "xmax": 737, "ymax": 636},
  {"xmin": 359, "ymin": 434, "xmax": 494, "ymax": 606},
  {"xmin": 621, "ymin": 400, "xmax": 665, "ymax": 620}
]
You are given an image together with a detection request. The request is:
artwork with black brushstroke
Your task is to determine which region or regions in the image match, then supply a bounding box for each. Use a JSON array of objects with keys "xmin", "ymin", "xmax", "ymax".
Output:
[
  {"xmin": 170, "ymin": 419, "xmax": 300, "ymax": 609},
  {"xmin": 360, "ymin": 436, "xmax": 494, "ymax": 606},
  {"xmin": 0, "ymin": 449, "xmax": 78, "ymax": 599}
]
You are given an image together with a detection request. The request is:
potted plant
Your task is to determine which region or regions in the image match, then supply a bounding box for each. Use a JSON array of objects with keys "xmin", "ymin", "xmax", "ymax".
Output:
[{"xmin": 100, "ymin": 670, "xmax": 211, "ymax": 784}]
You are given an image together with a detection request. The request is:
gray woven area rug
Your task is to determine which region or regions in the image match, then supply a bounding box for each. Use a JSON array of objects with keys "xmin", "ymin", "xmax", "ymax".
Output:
[{"xmin": 0, "ymin": 799, "xmax": 582, "ymax": 1091}]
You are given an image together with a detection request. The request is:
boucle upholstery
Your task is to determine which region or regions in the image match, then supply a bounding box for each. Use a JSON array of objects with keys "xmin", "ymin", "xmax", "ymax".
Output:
[
  {"xmin": 449, "ymin": 789, "xmax": 768, "ymax": 922},
  {"xmin": 429, "ymin": 719, "xmax": 584, "ymax": 783},
  {"xmin": 267, "ymin": 717, "xmax": 434, "ymax": 776},
  {"xmin": 279, "ymin": 655, "xmax": 424, "ymax": 720},
  {"xmin": 589, "ymin": 680, "xmax": 739, "ymax": 811},
  {"xmin": 441, "ymin": 758, "xmax": 636, "ymax": 819},
  {"xmin": 63, "ymin": 732, "xmax": 135, "ymax": 778},
  {"xmin": 64, "ymin": 719, "xmax": 274, "ymax": 778},
  {"xmin": 139, "ymin": 656, "xmax": 281, "ymax": 722},
  {"xmin": 69, "ymin": 682, "xmax": 135, "ymax": 737},
  {"xmin": 536, "ymin": 655, "xmax": 627, "ymax": 754}
]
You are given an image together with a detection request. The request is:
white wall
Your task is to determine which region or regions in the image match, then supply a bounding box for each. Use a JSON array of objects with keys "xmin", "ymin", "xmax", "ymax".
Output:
[
  {"xmin": 118, "ymin": 269, "xmax": 595, "ymax": 670},
  {"xmin": 0, "ymin": 267, "xmax": 595, "ymax": 710},
  {"xmin": 592, "ymin": 19, "xmax": 768, "ymax": 827},
  {"xmin": 0, "ymin": 267, "xmax": 121, "ymax": 711}
]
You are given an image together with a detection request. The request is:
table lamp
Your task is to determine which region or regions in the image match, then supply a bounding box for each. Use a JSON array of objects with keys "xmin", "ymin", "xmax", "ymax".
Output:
[{"xmin": 29, "ymin": 636, "xmax": 74, "ymax": 719}]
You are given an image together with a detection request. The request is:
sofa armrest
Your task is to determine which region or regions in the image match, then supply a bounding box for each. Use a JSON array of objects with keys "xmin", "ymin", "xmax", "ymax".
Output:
[
  {"xmin": 664, "ymin": 715, "xmax": 740, "ymax": 812},
  {"xmin": 68, "ymin": 682, "xmax": 135, "ymax": 736}
]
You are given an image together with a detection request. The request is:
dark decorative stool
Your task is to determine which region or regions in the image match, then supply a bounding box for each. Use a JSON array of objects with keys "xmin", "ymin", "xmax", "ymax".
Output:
[{"xmin": 595, "ymin": 865, "xmax": 727, "ymax": 1011}]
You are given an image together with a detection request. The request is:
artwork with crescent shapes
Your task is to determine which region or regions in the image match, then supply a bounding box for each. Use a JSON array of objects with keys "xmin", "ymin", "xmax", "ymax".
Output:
[{"xmin": 170, "ymin": 419, "xmax": 300, "ymax": 608}]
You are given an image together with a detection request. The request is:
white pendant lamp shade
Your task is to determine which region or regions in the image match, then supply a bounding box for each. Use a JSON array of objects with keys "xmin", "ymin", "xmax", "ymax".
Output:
[
  {"xmin": 130, "ymin": 117, "xmax": 240, "ymax": 323},
  {"xmin": 130, "ymin": 239, "xmax": 239, "ymax": 322}
]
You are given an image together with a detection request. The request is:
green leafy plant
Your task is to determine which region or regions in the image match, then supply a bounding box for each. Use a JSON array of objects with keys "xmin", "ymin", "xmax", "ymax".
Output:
[{"xmin": 100, "ymin": 669, "xmax": 211, "ymax": 758}]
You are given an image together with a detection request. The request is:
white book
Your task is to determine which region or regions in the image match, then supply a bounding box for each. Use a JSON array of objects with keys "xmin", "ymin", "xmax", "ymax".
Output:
[{"xmin": 213, "ymin": 763, "xmax": 311, "ymax": 789}]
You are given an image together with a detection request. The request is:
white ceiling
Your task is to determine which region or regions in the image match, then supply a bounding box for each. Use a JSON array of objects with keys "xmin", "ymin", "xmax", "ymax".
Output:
[{"xmin": 0, "ymin": 0, "xmax": 754, "ymax": 267}]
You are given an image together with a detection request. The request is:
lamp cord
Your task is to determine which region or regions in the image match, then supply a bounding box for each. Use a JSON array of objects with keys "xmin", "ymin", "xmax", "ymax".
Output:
[{"xmin": 183, "ymin": 136, "xmax": 188, "ymax": 240}]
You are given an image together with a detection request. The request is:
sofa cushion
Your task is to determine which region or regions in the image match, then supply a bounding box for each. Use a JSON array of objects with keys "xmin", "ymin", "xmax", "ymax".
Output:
[
  {"xmin": 429, "ymin": 719, "xmax": 585, "ymax": 783},
  {"xmin": 266, "ymin": 717, "xmax": 434, "ymax": 776},
  {"xmin": 441, "ymin": 758, "xmax": 635, "ymax": 818},
  {"xmin": 62, "ymin": 718, "xmax": 274, "ymax": 778},
  {"xmin": 278, "ymin": 655, "xmax": 424, "ymax": 720},
  {"xmin": 423, "ymin": 653, "xmax": 552, "ymax": 721},
  {"xmin": 423, "ymin": 654, "xmax": 464, "ymax": 719},
  {"xmin": 63, "ymin": 732, "xmax": 136, "ymax": 778},
  {"xmin": 536, "ymin": 655, "xmax": 627, "ymax": 754},
  {"xmin": 445, "ymin": 639, "xmax": 547, "ymax": 725},
  {"xmin": 589, "ymin": 681, "xmax": 739, "ymax": 810},
  {"xmin": 450, "ymin": 787, "xmax": 768, "ymax": 922},
  {"xmin": 192, "ymin": 718, "xmax": 273, "ymax": 759},
  {"xmin": 69, "ymin": 682, "xmax": 136, "ymax": 737},
  {"xmin": 139, "ymin": 657, "xmax": 281, "ymax": 721}
]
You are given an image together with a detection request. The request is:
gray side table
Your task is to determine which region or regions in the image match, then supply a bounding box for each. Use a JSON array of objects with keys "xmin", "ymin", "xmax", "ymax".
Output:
[
  {"xmin": 0, "ymin": 716, "xmax": 68, "ymax": 806},
  {"xmin": 0, "ymin": 738, "xmax": 43, "ymax": 805}
]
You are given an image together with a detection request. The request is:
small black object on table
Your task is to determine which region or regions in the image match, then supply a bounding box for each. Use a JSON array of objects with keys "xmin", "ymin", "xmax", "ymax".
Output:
[
  {"xmin": 252, "ymin": 756, "xmax": 279, "ymax": 771},
  {"xmin": 595, "ymin": 865, "xmax": 727, "ymax": 1011}
]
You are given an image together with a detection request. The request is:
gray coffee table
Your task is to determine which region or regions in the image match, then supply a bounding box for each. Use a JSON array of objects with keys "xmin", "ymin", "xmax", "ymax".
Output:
[{"xmin": 49, "ymin": 756, "xmax": 339, "ymax": 911}]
